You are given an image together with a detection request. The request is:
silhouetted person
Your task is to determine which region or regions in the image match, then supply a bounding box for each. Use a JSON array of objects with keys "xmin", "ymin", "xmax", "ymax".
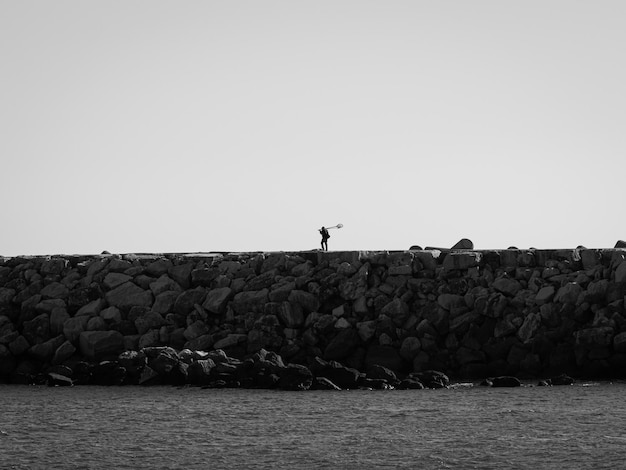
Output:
[{"xmin": 319, "ymin": 226, "xmax": 330, "ymax": 251}]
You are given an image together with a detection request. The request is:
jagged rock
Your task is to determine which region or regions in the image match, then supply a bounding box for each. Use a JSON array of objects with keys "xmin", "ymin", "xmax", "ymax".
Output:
[
  {"xmin": 47, "ymin": 371, "xmax": 73, "ymax": 386},
  {"xmin": 103, "ymin": 273, "xmax": 132, "ymax": 290},
  {"xmin": 63, "ymin": 316, "xmax": 89, "ymax": 344},
  {"xmin": 100, "ymin": 306, "xmax": 122, "ymax": 325},
  {"xmin": 187, "ymin": 359, "xmax": 216, "ymax": 385},
  {"xmin": 91, "ymin": 361, "xmax": 126, "ymax": 385},
  {"xmin": 317, "ymin": 361, "xmax": 360, "ymax": 389},
  {"xmin": 49, "ymin": 308, "xmax": 70, "ymax": 336},
  {"xmin": 452, "ymin": 239, "xmax": 474, "ymax": 250},
  {"xmin": 22, "ymin": 313, "xmax": 50, "ymax": 345},
  {"xmin": 288, "ymin": 290, "xmax": 320, "ymax": 313},
  {"xmin": 79, "ymin": 330, "xmax": 125, "ymax": 361},
  {"xmin": 410, "ymin": 370, "xmax": 449, "ymax": 388},
  {"xmin": 277, "ymin": 363, "xmax": 313, "ymax": 390},
  {"xmin": 443, "ymin": 252, "xmax": 481, "ymax": 271},
  {"xmin": 135, "ymin": 311, "xmax": 165, "ymax": 335},
  {"xmin": 277, "ymin": 302, "xmax": 304, "ymax": 328},
  {"xmin": 40, "ymin": 282, "xmax": 69, "ymax": 300},
  {"xmin": 35, "ymin": 299, "xmax": 66, "ymax": 314},
  {"xmin": 517, "ymin": 312, "xmax": 541, "ymax": 344},
  {"xmin": 213, "ymin": 334, "xmax": 247, "ymax": 350},
  {"xmin": 312, "ymin": 376, "xmax": 342, "ymax": 390},
  {"xmin": 615, "ymin": 261, "xmax": 626, "ymax": 284},
  {"xmin": 324, "ymin": 328, "xmax": 360, "ymax": 360},
  {"xmin": 366, "ymin": 364, "xmax": 397, "ymax": 383},
  {"xmin": 29, "ymin": 335, "xmax": 64, "ymax": 361},
  {"xmin": 76, "ymin": 299, "xmax": 106, "ymax": 318},
  {"xmin": 138, "ymin": 330, "xmax": 160, "ymax": 349},
  {"xmin": 52, "ymin": 340, "xmax": 76, "ymax": 365},
  {"xmin": 117, "ymin": 350, "xmax": 147, "ymax": 378},
  {"xmin": 575, "ymin": 327, "xmax": 614, "ymax": 346},
  {"xmin": 535, "ymin": 286, "xmax": 556, "ymax": 305},
  {"xmin": 41, "ymin": 258, "xmax": 67, "ymax": 276},
  {"xmin": 202, "ymin": 287, "xmax": 232, "ymax": 315},
  {"xmin": 151, "ymin": 291, "xmax": 178, "ymax": 314},
  {"xmin": 549, "ymin": 373, "xmax": 574, "ymax": 385},
  {"xmin": 105, "ymin": 282, "xmax": 153, "ymax": 311},
  {"xmin": 184, "ymin": 334, "xmax": 214, "ymax": 351},
  {"xmin": 149, "ymin": 275, "xmax": 182, "ymax": 296},
  {"xmin": 398, "ymin": 377, "xmax": 425, "ymax": 389},
  {"xmin": 489, "ymin": 376, "xmax": 522, "ymax": 387},
  {"xmin": 86, "ymin": 316, "xmax": 106, "ymax": 331},
  {"xmin": 554, "ymin": 283, "xmax": 583, "ymax": 305},
  {"xmin": 230, "ymin": 289, "xmax": 268, "ymax": 314},
  {"xmin": 493, "ymin": 277, "xmax": 522, "ymax": 297},
  {"xmin": 399, "ymin": 336, "xmax": 421, "ymax": 361},
  {"xmin": 381, "ymin": 298, "xmax": 409, "ymax": 326},
  {"xmin": 9, "ymin": 335, "xmax": 30, "ymax": 356}
]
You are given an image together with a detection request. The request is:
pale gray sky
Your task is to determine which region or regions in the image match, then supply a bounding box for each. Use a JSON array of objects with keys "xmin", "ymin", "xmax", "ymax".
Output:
[{"xmin": 1, "ymin": 1, "xmax": 625, "ymax": 256}]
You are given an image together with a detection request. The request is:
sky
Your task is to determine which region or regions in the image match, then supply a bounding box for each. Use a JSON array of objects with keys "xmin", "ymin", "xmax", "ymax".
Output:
[{"xmin": 1, "ymin": 1, "xmax": 625, "ymax": 256}]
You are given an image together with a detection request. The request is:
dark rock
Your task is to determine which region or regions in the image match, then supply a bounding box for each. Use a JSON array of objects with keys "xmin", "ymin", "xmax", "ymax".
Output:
[
  {"xmin": 79, "ymin": 330, "xmax": 125, "ymax": 361},
  {"xmin": 549, "ymin": 373, "xmax": 574, "ymax": 385},
  {"xmin": 410, "ymin": 370, "xmax": 449, "ymax": 389},
  {"xmin": 318, "ymin": 361, "xmax": 360, "ymax": 389},
  {"xmin": 105, "ymin": 282, "xmax": 153, "ymax": 311},
  {"xmin": 312, "ymin": 377, "xmax": 342, "ymax": 390},
  {"xmin": 278, "ymin": 363, "xmax": 313, "ymax": 390},
  {"xmin": 187, "ymin": 359, "xmax": 216, "ymax": 385},
  {"xmin": 324, "ymin": 328, "xmax": 360, "ymax": 361},
  {"xmin": 22, "ymin": 313, "xmax": 50, "ymax": 345},
  {"xmin": 490, "ymin": 376, "xmax": 522, "ymax": 387},
  {"xmin": 397, "ymin": 377, "xmax": 425, "ymax": 389},
  {"xmin": 451, "ymin": 239, "xmax": 474, "ymax": 250},
  {"xmin": 118, "ymin": 350, "xmax": 147, "ymax": 377},
  {"xmin": 47, "ymin": 372, "xmax": 73, "ymax": 386},
  {"xmin": 364, "ymin": 345, "xmax": 404, "ymax": 372},
  {"xmin": 91, "ymin": 361, "xmax": 126, "ymax": 385},
  {"xmin": 366, "ymin": 364, "xmax": 397, "ymax": 383},
  {"xmin": 360, "ymin": 378, "xmax": 393, "ymax": 390}
]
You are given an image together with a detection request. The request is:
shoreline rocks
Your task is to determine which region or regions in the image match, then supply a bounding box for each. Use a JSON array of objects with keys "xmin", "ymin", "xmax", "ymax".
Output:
[{"xmin": 1, "ymin": 248, "xmax": 626, "ymax": 389}]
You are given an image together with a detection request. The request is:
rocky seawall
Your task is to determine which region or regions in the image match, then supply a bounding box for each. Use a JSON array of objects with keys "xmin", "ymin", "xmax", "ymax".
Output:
[{"xmin": 1, "ymin": 247, "xmax": 626, "ymax": 389}]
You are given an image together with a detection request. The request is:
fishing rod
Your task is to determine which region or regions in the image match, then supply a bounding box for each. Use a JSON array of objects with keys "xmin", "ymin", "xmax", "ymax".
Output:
[{"xmin": 325, "ymin": 223, "xmax": 343, "ymax": 230}]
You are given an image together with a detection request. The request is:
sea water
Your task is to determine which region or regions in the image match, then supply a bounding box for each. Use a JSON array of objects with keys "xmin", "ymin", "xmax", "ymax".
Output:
[{"xmin": 1, "ymin": 383, "xmax": 626, "ymax": 469}]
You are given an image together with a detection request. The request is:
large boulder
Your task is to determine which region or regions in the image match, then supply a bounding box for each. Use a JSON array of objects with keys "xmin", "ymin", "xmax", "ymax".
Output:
[
  {"xmin": 105, "ymin": 282, "xmax": 153, "ymax": 311},
  {"xmin": 277, "ymin": 363, "xmax": 313, "ymax": 391},
  {"xmin": 202, "ymin": 287, "xmax": 232, "ymax": 315},
  {"xmin": 79, "ymin": 330, "xmax": 125, "ymax": 360},
  {"xmin": 63, "ymin": 316, "xmax": 90, "ymax": 344},
  {"xmin": 174, "ymin": 287, "xmax": 208, "ymax": 315},
  {"xmin": 323, "ymin": 328, "xmax": 360, "ymax": 360},
  {"xmin": 22, "ymin": 313, "xmax": 50, "ymax": 345},
  {"xmin": 380, "ymin": 298, "xmax": 409, "ymax": 327},
  {"xmin": 28, "ymin": 335, "xmax": 64, "ymax": 361},
  {"xmin": 134, "ymin": 311, "xmax": 165, "ymax": 335},
  {"xmin": 187, "ymin": 359, "xmax": 216, "ymax": 385},
  {"xmin": 317, "ymin": 361, "xmax": 360, "ymax": 389}
]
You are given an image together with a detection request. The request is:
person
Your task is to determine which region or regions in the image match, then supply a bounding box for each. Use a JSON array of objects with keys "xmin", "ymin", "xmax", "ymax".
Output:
[{"xmin": 319, "ymin": 226, "xmax": 330, "ymax": 251}]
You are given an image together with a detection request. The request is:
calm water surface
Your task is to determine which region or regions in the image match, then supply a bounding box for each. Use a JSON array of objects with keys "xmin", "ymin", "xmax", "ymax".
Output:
[{"xmin": 1, "ymin": 382, "xmax": 626, "ymax": 469}]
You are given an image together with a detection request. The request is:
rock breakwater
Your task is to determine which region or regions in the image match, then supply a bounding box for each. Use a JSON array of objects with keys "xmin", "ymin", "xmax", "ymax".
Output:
[{"xmin": 1, "ymin": 247, "xmax": 626, "ymax": 389}]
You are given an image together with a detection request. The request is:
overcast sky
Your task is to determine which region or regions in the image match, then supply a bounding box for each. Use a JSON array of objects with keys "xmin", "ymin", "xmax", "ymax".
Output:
[{"xmin": 1, "ymin": 1, "xmax": 625, "ymax": 256}]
